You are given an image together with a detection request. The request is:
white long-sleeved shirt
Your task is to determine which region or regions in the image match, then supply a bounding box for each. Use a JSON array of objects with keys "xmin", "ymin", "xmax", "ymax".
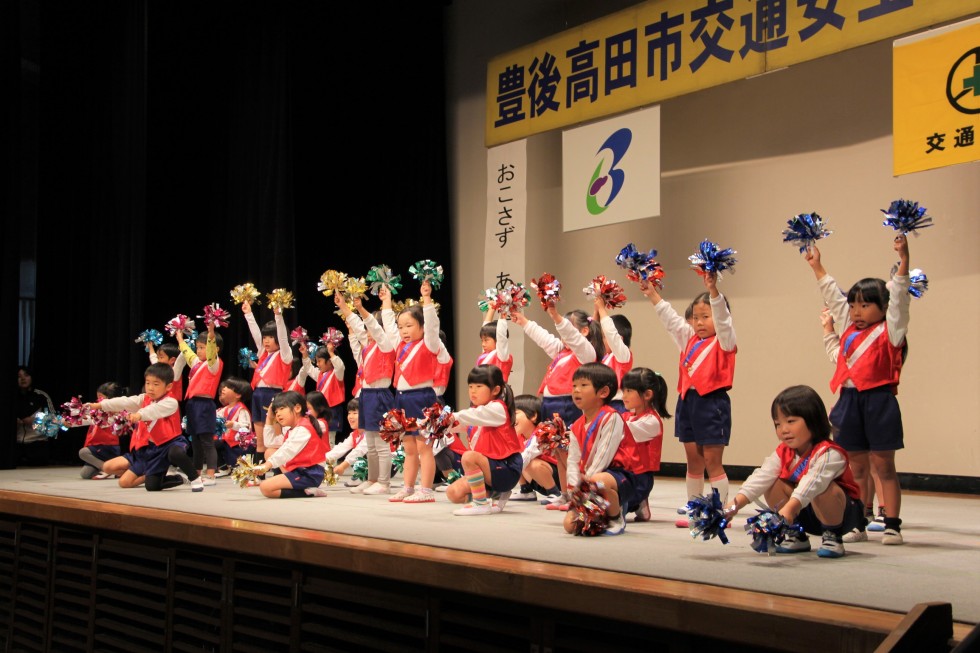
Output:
[
  {"xmin": 244, "ymin": 311, "xmax": 293, "ymax": 387},
  {"xmin": 653, "ymin": 293, "xmax": 736, "ymax": 353},
  {"xmin": 565, "ymin": 411, "xmax": 624, "ymax": 490},
  {"xmin": 736, "ymin": 445, "xmax": 848, "ymax": 510},
  {"xmin": 521, "ymin": 317, "xmax": 596, "ymax": 396}
]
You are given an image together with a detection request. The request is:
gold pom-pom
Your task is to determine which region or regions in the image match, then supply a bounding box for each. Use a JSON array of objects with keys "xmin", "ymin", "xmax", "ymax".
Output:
[
  {"xmin": 343, "ymin": 277, "xmax": 368, "ymax": 299},
  {"xmin": 266, "ymin": 288, "xmax": 295, "ymax": 310},
  {"xmin": 230, "ymin": 283, "xmax": 261, "ymax": 305},
  {"xmin": 323, "ymin": 461, "xmax": 338, "ymax": 486},
  {"xmin": 318, "ymin": 270, "xmax": 348, "ymax": 297},
  {"xmin": 230, "ymin": 454, "xmax": 264, "ymax": 488}
]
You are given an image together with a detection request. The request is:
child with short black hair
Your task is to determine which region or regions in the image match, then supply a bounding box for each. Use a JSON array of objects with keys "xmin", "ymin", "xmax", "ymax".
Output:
[
  {"xmin": 215, "ymin": 377, "xmax": 253, "ymax": 476},
  {"xmin": 78, "ymin": 381, "xmax": 128, "ymax": 479},
  {"xmin": 149, "ymin": 341, "xmax": 184, "ymax": 402},
  {"xmin": 513, "ymin": 393, "xmax": 562, "ymax": 503},
  {"xmin": 476, "ymin": 310, "xmax": 513, "ymax": 382},
  {"xmin": 562, "ymin": 362, "xmax": 637, "ymax": 536},
  {"xmin": 328, "ymin": 398, "xmax": 368, "ymax": 483},
  {"xmin": 301, "ymin": 340, "xmax": 346, "ymax": 443},
  {"xmin": 177, "ymin": 320, "xmax": 224, "ymax": 486}
]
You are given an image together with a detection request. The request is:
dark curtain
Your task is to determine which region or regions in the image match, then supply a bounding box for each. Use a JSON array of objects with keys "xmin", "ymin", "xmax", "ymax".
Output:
[{"xmin": 16, "ymin": 2, "xmax": 452, "ymax": 465}]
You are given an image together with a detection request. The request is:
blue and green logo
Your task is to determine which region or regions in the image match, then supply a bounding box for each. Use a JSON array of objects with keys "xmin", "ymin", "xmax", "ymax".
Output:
[{"xmin": 586, "ymin": 127, "xmax": 632, "ymax": 216}]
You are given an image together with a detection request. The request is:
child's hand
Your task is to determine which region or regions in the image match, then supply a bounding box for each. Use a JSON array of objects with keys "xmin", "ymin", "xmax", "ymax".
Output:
[
  {"xmin": 298, "ymin": 341, "xmax": 308, "ymax": 357},
  {"xmin": 85, "ymin": 402, "xmax": 102, "ymax": 411},
  {"xmin": 129, "ymin": 412, "xmax": 142, "ymax": 423},
  {"xmin": 420, "ymin": 280, "xmax": 432, "ymax": 303},
  {"xmin": 545, "ymin": 303, "xmax": 561, "ymax": 323},
  {"xmin": 176, "ymin": 330, "xmax": 184, "ymax": 343},
  {"xmin": 894, "ymin": 234, "xmax": 909, "ymax": 275},
  {"xmin": 593, "ymin": 295, "xmax": 607, "ymax": 319},
  {"xmin": 820, "ymin": 307, "xmax": 834, "ymax": 334},
  {"xmin": 702, "ymin": 271, "xmax": 718, "ymax": 296},
  {"xmin": 207, "ymin": 321, "xmax": 216, "ymax": 337},
  {"xmin": 639, "ymin": 280, "xmax": 662, "ymax": 303},
  {"xmin": 242, "ymin": 301, "xmax": 252, "ymax": 315},
  {"xmin": 510, "ymin": 309, "xmax": 528, "ymax": 327},
  {"xmin": 803, "ymin": 245, "xmax": 827, "ymax": 278},
  {"xmin": 327, "ymin": 343, "xmax": 336, "ymax": 357},
  {"xmin": 352, "ymin": 295, "xmax": 365, "ymax": 313},
  {"xmin": 273, "ymin": 306, "xmax": 282, "ymax": 316}
]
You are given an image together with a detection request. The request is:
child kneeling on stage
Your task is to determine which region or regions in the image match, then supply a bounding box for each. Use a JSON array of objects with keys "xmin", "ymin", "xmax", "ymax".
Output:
[
  {"xmin": 253, "ymin": 391, "xmax": 331, "ymax": 498},
  {"xmin": 723, "ymin": 385, "xmax": 864, "ymax": 558}
]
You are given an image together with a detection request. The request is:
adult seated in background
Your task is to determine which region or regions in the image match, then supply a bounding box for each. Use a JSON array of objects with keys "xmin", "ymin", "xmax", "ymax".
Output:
[{"xmin": 15, "ymin": 366, "xmax": 54, "ymax": 467}]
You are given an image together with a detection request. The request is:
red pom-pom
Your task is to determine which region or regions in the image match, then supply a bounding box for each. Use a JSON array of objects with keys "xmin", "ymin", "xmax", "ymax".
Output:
[
  {"xmin": 569, "ymin": 480, "xmax": 611, "ymax": 536},
  {"xmin": 533, "ymin": 414, "xmax": 569, "ymax": 453},
  {"xmin": 379, "ymin": 409, "xmax": 418, "ymax": 444},
  {"xmin": 418, "ymin": 404, "xmax": 457, "ymax": 444},
  {"xmin": 530, "ymin": 273, "xmax": 561, "ymax": 309},
  {"xmin": 583, "ymin": 274, "xmax": 627, "ymax": 309}
]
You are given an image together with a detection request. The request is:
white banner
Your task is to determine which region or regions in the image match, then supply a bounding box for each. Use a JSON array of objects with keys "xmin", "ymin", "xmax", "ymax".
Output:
[
  {"xmin": 562, "ymin": 105, "xmax": 661, "ymax": 232},
  {"xmin": 485, "ymin": 141, "xmax": 527, "ymax": 393}
]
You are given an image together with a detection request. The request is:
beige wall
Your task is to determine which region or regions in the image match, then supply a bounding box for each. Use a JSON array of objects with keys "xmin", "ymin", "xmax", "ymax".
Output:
[{"xmin": 447, "ymin": 2, "xmax": 980, "ymax": 476}]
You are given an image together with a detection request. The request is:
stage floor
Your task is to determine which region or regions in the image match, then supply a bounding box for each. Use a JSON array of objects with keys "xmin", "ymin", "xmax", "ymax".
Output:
[{"xmin": 1, "ymin": 466, "xmax": 977, "ymax": 626}]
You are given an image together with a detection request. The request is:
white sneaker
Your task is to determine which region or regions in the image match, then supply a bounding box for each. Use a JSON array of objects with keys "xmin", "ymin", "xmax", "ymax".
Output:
[
  {"xmin": 389, "ymin": 487, "xmax": 414, "ymax": 502},
  {"xmin": 190, "ymin": 477, "xmax": 204, "ymax": 492},
  {"xmin": 343, "ymin": 479, "xmax": 361, "ymax": 487},
  {"xmin": 453, "ymin": 502, "xmax": 493, "ymax": 516},
  {"xmin": 91, "ymin": 472, "xmax": 111, "ymax": 480},
  {"xmin": 842, "ymin": 528, "xmax": 868, "ymax": 543},
  {"xmin": 510, "ymin": 491, "xmax": 537, "ymax": 502},
  {"xmin": 818, "ymin": 531, "xmax": 845, "ymax": 558},
  {"xmin": 201, "ymin": 475, "xmax": 217, "ymax": 487},
  {"xmin": 362, "ymin": 482, "xmax": 390, "ymax": 495},
  {"xmin": 775, "ymin": 532, "xmax": 811, "ymax": 553},
  {"xmin": 881, "ymin": 528, "xmax": 905, "ymax": 545},
  {"xmin": 214, "ymin": 467, "xmax": 231, "ymax": 478},
  {"xmin": 304, "ymin": 487, "xmax": 329, "ymax": 497},
  {"xmin": 349, "ymin": 480, "xmax": 373, "ymax": 494},
  {"xmin": 602, "ymin": 513, "xmax": 626, "ymax": 536},
  {"xmin": 676, "ymin": 504, "xmax": 689, "ymax": 515}
]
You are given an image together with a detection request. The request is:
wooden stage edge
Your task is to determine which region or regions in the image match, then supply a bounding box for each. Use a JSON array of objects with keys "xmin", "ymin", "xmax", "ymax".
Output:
[{"xmin": 0, "ymin": 489, "xmax": 971, "ymax": 651}]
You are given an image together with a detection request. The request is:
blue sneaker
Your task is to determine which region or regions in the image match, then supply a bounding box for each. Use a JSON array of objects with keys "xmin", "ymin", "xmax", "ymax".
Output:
[
  {"xmin": 775, "ymin": 532, "xmax": 811, "ymax": 554},
  {"xmin": 867, "ymin": 509, "xmax": 886, "ymax": 532},
  {"xmin": 817, "ymin": 531, "xmax": 845, "ymax": 558}
]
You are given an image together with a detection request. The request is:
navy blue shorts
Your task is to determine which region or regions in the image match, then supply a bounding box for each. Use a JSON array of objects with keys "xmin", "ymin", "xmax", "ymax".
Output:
[
  {"xmin": 829, "ymin": 387, "xmax": 904, "ymax": 452},
  {"xmin": 252, "ymin": 387, "xmax": 281, "ymax": 424},
  {"xmin": 124, "ymin": 448, "xmax": 147, "ymax": 476},
  {"xmin": 133, "ymin": 436, "xmax": 190, "ymax": 477},
  {"xmin": 486, "ymin": 452, "xmax": 523, "ymax": 494},
  {"xmin": 185, "ymin": 396, "xmax": 218, "ymax": 436},
  {"xmin": 674, "ymin": 389, "xmax": 731, "ymax": 446},
  {"xmin": 627, "ymin": 471, "xmax": 654, "ymax": 512},
  {"xmin": 605, "ymin": 466, "xmax": 636, "ymax": 511},
  {"xmin": 798, "ymin": 495, "xmax": 866, "ymax": 536},
  {"xmin": 358, "ymin": 387, "xmax": 395, "ymax": 431},
  {"xmin": 528, "ymin": 459, "xmax": 561, "ymax": 494},
  {"xmin": 541, "ymin": 395, "xmax": 581, "ymax": 428},
  {"xmin": 395, "ymin": 387, "xmax": 439, "ymax": 425},
  {"xmin": 282, "ymin": 464, "xmax": 325, "ymax": 491},
  {"xmin": 87, "ymin": 444, "xmax": 120, "ymax": 462}
]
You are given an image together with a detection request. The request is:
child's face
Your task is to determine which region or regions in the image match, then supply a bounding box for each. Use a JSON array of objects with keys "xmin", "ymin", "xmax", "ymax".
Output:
[
  {"xmin": 262, "ymin": 334, "xmax": 279, "ymax": 353},
  {"xmin": 690, "ymin": 301, "xmax": 716, "ymax": 339},
  {"xmin": 195, "ymin": 340, "xmax": 208, "ymax": 359},
  {"xmin": 96, "ymin": 392, "xmax": 107, "ymax": 402},
  {"xmin": 848, "ymin": 298, "xmax": 885, "ymax": 330},
  {"xmin": 515, "ymin": 409, "xmax": 536, "ymax": 438},
  {"xmin": 773, "ymin": 407, "xmax": 813, "ymax": 452},
  {"xmin": 467, "ymin": 382, "xmax": 496, "ymax": 407},
  {"xmin": 144, "ymin": 375, "xmax": 172, "ymax": 401},
  {"xmin": 622, "ymin": 387, "xmax": 649, "ymax": 413},
  {"xmin": 274, "ymin": 404, "xmax": 302, "ymax": 427},
  {"xmin": 316, "ymin": 356, "xmax": 332, "ymax": 372},
  {"xmin": 218, "ymin": 386, "xmax": 239, "ymax": 406},
  {"xmin": 397, "ymin": 313, "xmax": 423, "ymax": 343},
  {"xmin": 480, "ymin": 335, "xmax": 496, "ymax": 354},
  {"xmin": 156, "ymin": 352, "xmax": 173, "ymax": 365},
  {"xmin": 347, "ymin": 409, "xmax": 358, "ymax": 430},
  {"xmin": 571, "ymin": 377, "xmax": 605, "ymax": 413}
]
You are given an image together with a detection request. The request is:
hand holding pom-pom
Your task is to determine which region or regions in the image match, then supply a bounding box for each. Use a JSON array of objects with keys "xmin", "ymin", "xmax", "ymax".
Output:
[
  {"xmin": 530, "ymin": 273, "xmax": 561, "ymax": 309},
  {"xmin": 583, "ymin": 274, "xmax": 627, "ymax": 309},
  {"xmin": 882, "ymin": 199, "xmax": 933, "ymax": 236},
  {"xmin": 343, "ymin": 276, "xmax": 368, "ymax": 300},
  {"xmin": 135, "ymin": 329, "xmax": 163, "ymax": 351},
  {"xmin": 60, "ymin": 396, "xmax": 91, "ymax": 428},
  {"xmin": 266, "ymin": 288, "xmax": 295, "ymax": 311},
  {"xmin": 689, "ymin": 240, "xmax": 737, "ymax": 280},
  {"xmin": 409, "ymin": 259, "xmax": 444, "ymax": 290},
  {"xmin": 744, "ymin": 509, "xmax": 805, "ymax": 555},
  {"xmin": 34, "ymin": 409, "xmax": 67, "ymax": 439},
  {"xmin": 685, "ymin": 489, "xmax": 732, "ymax": 544},
  {"xmin": 568, "ymin": 480, "xmax": 611, "ymax": 536},
  {"xmin": 783, "ymin": 212, "xmax": 832, "ymax": 254},
  {"xmin": 318, "ymin": 270, "xmax": 348, "ymax": 297},
  {"xmin": 366, "ymin": 264, "xmax": 403, "ymax": 296},
  {"xmin": 418, "ymin": 404, "xmax": 458, "ymax": 444},
  {"xmin": 238, "ymin": 347, "xmax": 258, "ymax": 369},
  {"xmin": 230, "ymin": 283, "xmax": 261, "ymax": 305},
  {"xmin": 379, "ymin": 409, "xmax": 418, "ymax": 444},
  {"xmin": 290, "ymin": 326, "xmax": 309, "ymax": 348},
  {"xmin": 533, "ymin": 414, "xmax": 569, "ymax": 454},
  {"xmin": 320, "ymin": 328, "xmax": 345, "ymax": 349},
  {"xmin": 231, "ymin": 454, "xmax": 265, "ymax": 489},
  {"xmin": 616, "ymin": 243, "xmax": 665, "ymax": 288},
  {"xmin": 200, "ymin": 303, "xmax": 231, "ymax": 329}
]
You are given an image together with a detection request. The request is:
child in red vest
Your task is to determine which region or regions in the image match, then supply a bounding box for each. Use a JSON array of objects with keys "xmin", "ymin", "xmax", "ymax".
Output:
[
  {"xmin": 254, "ymin": 391, "xmax": 330, "ymax": 498},
  {"xmin": 620, "ymin": 368, "xmax": 670, "ymax": 523}
]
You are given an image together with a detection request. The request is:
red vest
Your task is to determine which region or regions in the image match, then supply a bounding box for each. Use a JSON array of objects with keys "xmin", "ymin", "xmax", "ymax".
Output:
[
  {"xmin": 476, "ymin": 350, "xmax": 513, "ymax": 382},
  {"xmin": 251, "ymin": 350, "xmax": 291, "ymax": 390},
  {"xmin": 468, "ymin": 400, "xmax": 525, "ymax": 459},
  {"xmin": 168, "ymin": 377, "xmax": 183, "ymax": 402},
  {"xmin": 829, "ymin": 322, "xmax": 903, "ymax": 393},
  {"xmin": 537, "ymin": 348, "xmax": 582, "ymax": 396},
  {"xmin": 185, "ymin": 358, "xmax": 223, "ymax": 399},
  {"xmin": 776, "ymin": 440, "xmax": 861, "ymax": 500},
  {"xmin": 84, "ymin": 424, "xmax": 119, "ymax": 447},
  {"xmin": 434, "ymin": 356, "xmax": 453, "ymax": 392},
  {"xmin": 393, "ymin": 340, "xmax": 437, "ymax": 387},
  {"xmin": 220, "ymin": 402, "xmax": 252, "ymax": 447},
  {"xmin": 602, "ymin": 351, "xmax": 633, "ymax": 387},
  {"xmin": 315, "ymin": 369, "xmax": 346, "ymax": 407},
  {"xmin": 281, "ymin": 417, "xmax": 330, "ymax": 472},
  {"xmin": 137, "ymin": 395, "xmax": 183, "ymax": 447},
  {"xmin": 361, "ymin": 340, "xmax": 395, "ymax": 385},
  {"xmin": 677, "ymin": 335, "xmax": 736, "ymax": 398},
  {"xmin": 626, "ymin": 409, "xmax": 663, "ymax": 473},
  {"xmin": 570, "ymin": 405, "xmax": 636, "ymax": 473}
]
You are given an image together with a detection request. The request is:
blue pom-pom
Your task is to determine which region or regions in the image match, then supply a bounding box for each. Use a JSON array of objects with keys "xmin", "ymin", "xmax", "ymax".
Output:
[
  {"xmin": 615, "ymin": 242, "xmax": 664, "ymax": 286},
  {"xmin": 135, "ymin": 328, "xmax": 164, "ymax": 352},
  {"xmin": 685, "ymin": 488, "xmax": 731, "ymax": 544},
  {"xmin": 744, "ymin": 509, "xmax": 805, "ymax": 555},
  {"xmin": 881, "ymin": 199, "xmax": 933, "ymax": 235},
  {"xmin": 215, "ymin": 415, "xmax": 226, "ymax": 435},
  {"xmin": 688, "ymin": 240, "xmax": 737, "ymax": 278},
  {"xmin": 34, "ymin": 409, "xmax": 67, "ymax": 439},
  {"xmin": 909, "ymin": 269, "xmax": 928, "ymax": 298},
  {"xmin": 238, "ymin": 347, "xmax": 258, "ymax": 369},
  {"xmin": 782, "ymin": 212, "xmax": 832, "ymax": 253}
]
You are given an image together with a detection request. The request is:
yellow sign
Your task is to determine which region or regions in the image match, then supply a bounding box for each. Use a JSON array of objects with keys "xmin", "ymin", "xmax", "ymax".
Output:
[
  {"xmin": 486, "ymin": 0, "xmax": 980, "ymax": 146},
  {"xmin": 893, "ymin": 17, "xmax": 980, "ymax": 175}
]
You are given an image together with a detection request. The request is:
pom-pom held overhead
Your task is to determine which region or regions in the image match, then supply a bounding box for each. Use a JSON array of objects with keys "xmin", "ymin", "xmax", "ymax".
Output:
[
  {"xmin": 164, "ymin": 314, "xmax": 197, "ymax": 338},
  {"xmin": 290, "ymin": 326, "xmax": 309, "ymax": 347},
  {"xmin": 583, "ymin": 274, "xmax": 627, "ymax": 309},
  {"xmin": 782, "ymin": 212, "xmax": 832, "ymax": 253},
  {"xmin": 688, "ymin": 239, "xmax": 737, "ymax": 279},
  {"xmin": 135, "ymin": 328, "xmax": 163, "ymax": 351},
  {"xmin": 378, "ymin": 409, "xmax": 418, "ymax": 444},
  {"xmin": 744, "ymin": 509, "xmax": 804, "ymax": 555},
  {"xmin": 409, "ymin": 260, "xmax": 444, "ymax": 290},
  {"xmin": 320, "ymin": 328, "xmax": 345, "ymax": 349},
  {"xmin": 230, "ymin": 282, "xmax": 261, "ymax": 305},
  {"xmin": 568, "ymin": 480, "xmax": 611, "ymax": 536},
  {"xmin": 317, "ymin": 270, "xmax": 348, "ymax": 297},
  {"xmin": 200, "ymin": 303, "xmax": 231, "ymax": 329},
  {"xmin": 238, "ymin": 347, "xmax": 258, "ymax": 369},
  {"xmin": 418, "ymin": 404, "xmax": 458, "ymax": 444},
  {"xmin": 266, "ymin": 288, "xmax": 295, "ymax": 310},
  {"xmin": 685, "ymin": 489, "xmax": 731, "ymax": 544},
  {"xmin": 881, "ymin": 199, "xmax": 933, "ymax": 236},
  {"xmin": 530, "ymin": 273, "xmax": 561, "ymax": 309},
  {"xmin": 34, "ymin": 409, "xmax": 67, "ymax": 439},
  {"xmin": 478, "ymin": 282, "xmax": 531, "ymax": 319},
  {"xmin": 533, "ymin": 414, "xmax": 569, "ymax": 454},
  {"xmin": 615, "ymin": 242, "xmax": 665, "ymax": 287},
  {"xmin": 366, "ymin": 264, "xmax": 403, "ymax": 296},
  {"xmin": 343, "ymin": 276, "xmax": 368, "ymax": 300}
]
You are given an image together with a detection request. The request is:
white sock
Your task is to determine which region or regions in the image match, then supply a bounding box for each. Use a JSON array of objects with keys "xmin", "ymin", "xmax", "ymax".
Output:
[{"xmin": 685, "ymin": 473, "xmax": 704, "ymax": 501}]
